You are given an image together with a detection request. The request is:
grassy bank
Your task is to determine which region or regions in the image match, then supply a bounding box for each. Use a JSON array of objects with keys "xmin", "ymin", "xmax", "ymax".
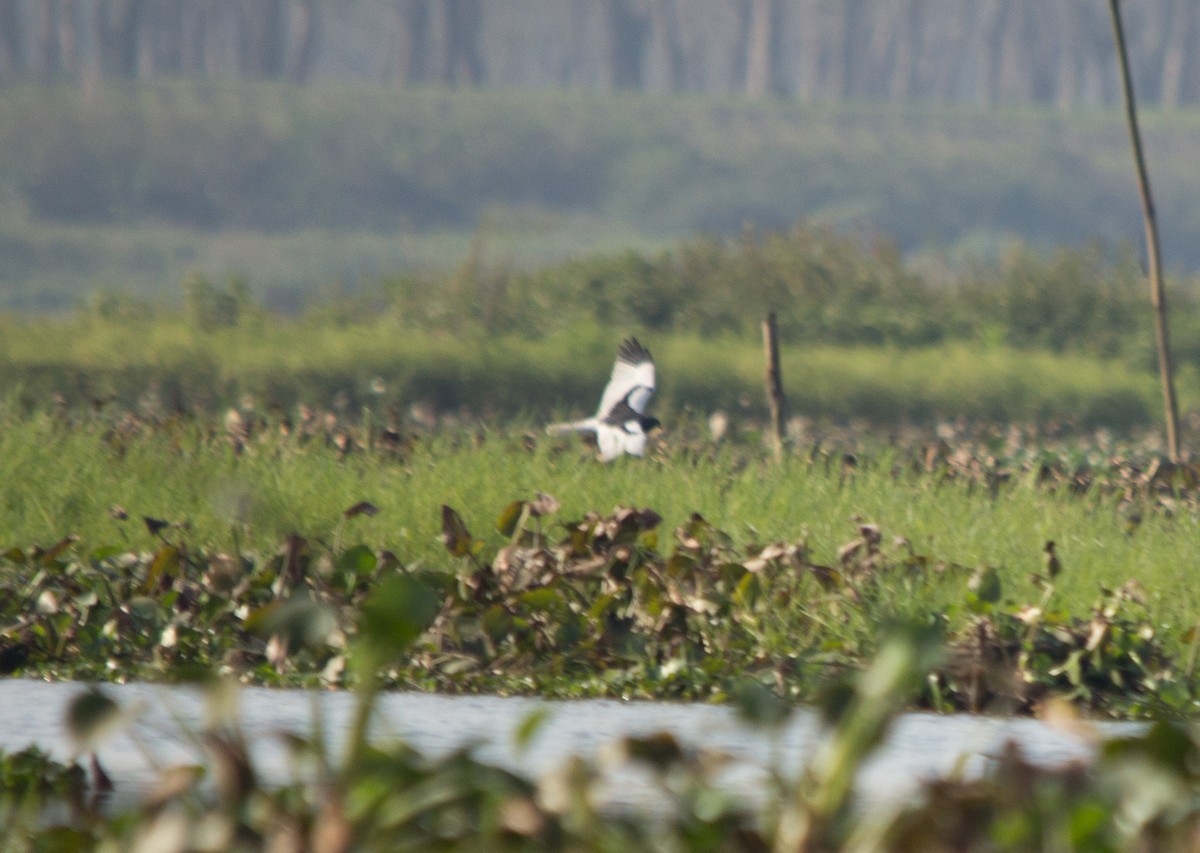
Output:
[
  {"xmin": 0, "ymin": 317, "xmax": 1180, "ymax": 429},
  {"xmin": 1, "ymin": 407, "xmax": 1197, "ymax": 716}
]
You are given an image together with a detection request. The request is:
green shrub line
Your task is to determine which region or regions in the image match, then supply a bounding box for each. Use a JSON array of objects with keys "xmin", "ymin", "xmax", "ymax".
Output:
[{"xmin": 3, "ymin": 224, "xmax": 1200, "ymax": 430}]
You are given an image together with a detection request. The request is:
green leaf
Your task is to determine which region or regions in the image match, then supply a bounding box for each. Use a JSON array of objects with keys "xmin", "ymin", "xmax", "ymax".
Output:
[
  {"xmin": 337, "ymin": 544, "xmax": 378, "ymax": 578},
  {"xmin": 141, "ymin": 545, "xmax": 181, "ymax": 594},
  {"xmin": 126, "ymin": 596, "xmax": 160, "ymax": 624},
  {"xmin": 482, "ymin": 605, "xmax": 513, "ymax": 643},
  {"xmin": 358, "ymin": 575, "xmax": 440, "ymax": 657},
  {"xmin": 250, "ymin": 594, "xmax": 337, "ymax": 650},
  {"xmin": 88, "ymin": 545, "xmax": 125, "ymax": 563},
  {"xmin": 968, "ymin": 565, "xmax": 1001, "ymax": 604},
  {"xmin": 518, "ymin": 588, "xmax": 561, "ymax": 613},
  {"xmin": 441, "ymin": 505, "xmax": 476, "ymax": 558},
  {"xmin": 512, "ymin": 707, "xmax": 552, "ymax": 751},
  {"xmin": 495, "ymin": 500, "xmax": 527, "ymax": 537}
]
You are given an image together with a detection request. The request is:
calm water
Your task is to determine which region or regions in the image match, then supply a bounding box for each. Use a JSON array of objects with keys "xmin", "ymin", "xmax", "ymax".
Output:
[{"xmin": 0, "ymin": 679, "xmax": 1140, "ymax": 813}]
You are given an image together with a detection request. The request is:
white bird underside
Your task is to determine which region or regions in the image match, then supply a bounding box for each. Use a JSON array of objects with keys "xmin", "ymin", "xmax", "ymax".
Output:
[{"xmin": 546, "ymin": 337, "xmax": 657, "ymax": 461}]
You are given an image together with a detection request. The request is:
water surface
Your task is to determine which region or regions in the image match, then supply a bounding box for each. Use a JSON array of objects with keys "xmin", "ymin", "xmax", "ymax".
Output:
[{"xmin": 0, "ymin": 679, "xmax": 1139, "ymax": 813}]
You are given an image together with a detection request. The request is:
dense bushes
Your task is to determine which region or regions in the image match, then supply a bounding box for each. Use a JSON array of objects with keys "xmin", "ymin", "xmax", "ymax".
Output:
[
  {"xmin": 371, "ymin": 225, "xmax": 1183, "ymax": 361},
  {"xmin": 0, "ymin": 222, "xmax": 1192, "ymax": 428}
]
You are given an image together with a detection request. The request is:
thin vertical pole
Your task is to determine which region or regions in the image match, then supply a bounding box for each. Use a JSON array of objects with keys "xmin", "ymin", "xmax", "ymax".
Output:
[
  {"xmin": 1109, "ymin": 0, "xmax": 1181, "ymax": 461},
  {"xmin": 763, "ymin": 311, "xmax": 787, "ymax": 462}
]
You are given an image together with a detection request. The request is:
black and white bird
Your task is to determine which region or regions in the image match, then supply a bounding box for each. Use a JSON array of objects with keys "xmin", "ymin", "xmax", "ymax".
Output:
[{"xmin": 547, "ymin": 337, "xmax": 660, "ymax": 460}]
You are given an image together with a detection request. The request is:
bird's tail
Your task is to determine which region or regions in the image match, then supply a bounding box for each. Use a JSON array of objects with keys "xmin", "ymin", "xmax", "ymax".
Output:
[{"xmin": 546, "ymin": 418, "xmax": 596, "ymax": 435}]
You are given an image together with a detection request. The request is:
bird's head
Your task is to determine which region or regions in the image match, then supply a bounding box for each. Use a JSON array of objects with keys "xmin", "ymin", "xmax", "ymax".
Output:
[{"xmin": 640, "ymin": 415, "xmax": 662, "ymax": 434}]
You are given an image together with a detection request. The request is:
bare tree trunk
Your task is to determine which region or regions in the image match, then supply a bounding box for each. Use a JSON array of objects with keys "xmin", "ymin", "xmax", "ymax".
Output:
[
  {"xmin": 742, "ymin": 0, "xmax": 775, "ymax": 98},
  {"xmin": 888, "ymin": 0, "xmax": 923, "ymax": 100},
  {"xmin": 998, "ymin": 2, "xmax": 1035, "ymax": 102},
  {"xmin": 977, "ymin": 0, "xmax": 1008, "ymax": 106},
  {"xmin": 32, "ymin": 0, "xmax": 56, "ymax": 79},
  {"xmin": 644, "ymin": 0, "xmax": 686, "ymax": 93},
  {"xmin": 57, "ymin": 0, "xmax": 82, "ymax": 79},
  {"xmin": 445, "ymin": 0, "xmax": 483, "ymax": 85},
  {"xmin": 1160, "ymin": 0, "xmax": 1191, "ymax": 108},
  {"xmin": 1053, "ymin": 2, "xmax": 1081, "ymax": 108},
  {"xmin": 603, "ymin": 0, "xmax": 650, "ymax": 91},
  {"xmin": 0, "ymin": 0, "xmax": 1193, "ymax": 110},
  {"xmin": 838, "ymin": 0, "xmax": 868, "ymax": 97},
  {"xmin": 287, "ymin": 0, "xmax": 318, "ymax": 84},
  {"xmin": 1109, "ymin": 0, "xmax": 1181, "ymax": 461},
  {"xmin": 238, "ymin": 0, "xmax": 286, "ymax": 78},
  {"xmin": 0, "ymin": 0, "xmax": 22, "ymax": 79},
  {"xmin": 98, "ymin": 0, "xmax": 147, "ymax": 78}
]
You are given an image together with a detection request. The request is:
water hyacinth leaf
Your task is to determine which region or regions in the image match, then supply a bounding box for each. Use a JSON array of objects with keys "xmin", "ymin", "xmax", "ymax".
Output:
[
  {"xmin": 495, "ymin": 500, "xmax": 526, "ymax": 537},
  {"xmin": 968, "ymin": 565, "xmax": 1002, "ymax": 605},
  {"xmin": 358, "ymin": 575, "xmax": 440, "ymax": 656},
  {"xmin": 482, "ymin": 605, "xmax": 513, "ymax": 644},
  {"xmin": 343, "ymin": 500, "xmax": 379, "ymax": 519},
  {"xmin": 38, "ymin": 535, "xmax": 79, "ymax": 568},
  {"xmin": 588, "ymin": 593, "xmax": 618, "ymax": 621},
  {"xmin": 554, "ymin": 613, "xmax": 587, "ymax": 648},
  {"xmin": 141, "ymin": 545, "xmax": 181, "ymax": 594},
  {"xmin": 859, "ymin": 621, "xmax": 945, "ymax": 704},
  {"xmin": 518, "ymin": 588, "xmax": 561, "ymax": 614},
  {"xmin": 126, "ymin": 596, "xmax": 160, "ymax": 624},
  {"xmin": 733, "ymin": 571, "xmax": 763, "ymax": 610},
  {"xmin": 441, "ymin": 505, "xmax": 478, "ymax": 558},
  {"xmin": 143, "ymin": 516, "xmax": 171, "ymax": 537},
  {"xmin": 0, "ymin": 746, "xmax": 88, "ymax": 800},
  {"xmin": 337, "ymin": 544, "xmax": 378, "ymax": 579},
  {"xmin": 249, "ymin": 595, "xmax": 337, "ymax": 651}
]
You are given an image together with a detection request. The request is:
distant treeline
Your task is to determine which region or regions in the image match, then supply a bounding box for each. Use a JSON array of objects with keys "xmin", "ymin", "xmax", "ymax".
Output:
[{"xmin": 5, "ymin": 0, "xmax": 1200, "ymax": 109}]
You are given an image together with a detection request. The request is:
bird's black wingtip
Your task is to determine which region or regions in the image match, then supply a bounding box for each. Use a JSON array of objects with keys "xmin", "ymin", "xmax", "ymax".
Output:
[{"xmin": 617, "ymin": 336, "xmax": 652, "ymax": 365}]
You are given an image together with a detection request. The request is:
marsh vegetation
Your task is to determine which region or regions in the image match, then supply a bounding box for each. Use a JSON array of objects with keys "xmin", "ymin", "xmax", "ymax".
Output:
[{"xmin": 4, "ymin": 152, "xmax": 1200, "ymax": 849}]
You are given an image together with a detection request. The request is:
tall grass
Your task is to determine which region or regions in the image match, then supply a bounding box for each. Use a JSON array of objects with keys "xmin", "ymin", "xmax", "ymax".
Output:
[{"xmin": 1, "ymin": 411, "xmax": 1196, "ymax": 652}]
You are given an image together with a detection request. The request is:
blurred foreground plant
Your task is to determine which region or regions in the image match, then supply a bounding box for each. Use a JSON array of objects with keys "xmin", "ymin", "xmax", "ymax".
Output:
[{"xmin": 8, "ymin": 622, "xmax": 1200, "ymax": 851}]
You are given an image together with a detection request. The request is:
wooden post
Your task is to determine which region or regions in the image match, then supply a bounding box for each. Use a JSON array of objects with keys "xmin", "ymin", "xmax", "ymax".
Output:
[
  {"xmin": 763, "ymin": 311, "xmax": 787, "ymax": 462},
  {"xmin": 1109, "ymin": 0, "xmax": 1182, "ymax": 462}
]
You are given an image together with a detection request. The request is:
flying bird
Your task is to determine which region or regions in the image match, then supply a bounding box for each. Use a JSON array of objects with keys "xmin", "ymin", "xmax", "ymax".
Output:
[{"xmin": 548, "ymin": 337, "xmax": 660, "ymax": 460}]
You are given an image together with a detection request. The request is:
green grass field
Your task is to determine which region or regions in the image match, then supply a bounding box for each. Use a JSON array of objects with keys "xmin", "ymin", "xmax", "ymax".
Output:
[{"xmin": 1, "ymin": 402, "xmax": 1195, "ymax": 714}]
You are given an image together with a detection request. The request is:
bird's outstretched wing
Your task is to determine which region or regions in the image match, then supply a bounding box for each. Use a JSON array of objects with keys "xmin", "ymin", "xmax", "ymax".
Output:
[{"xmin": 596, "ymin": 337, "xmax": 655, "ymax": 421}]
